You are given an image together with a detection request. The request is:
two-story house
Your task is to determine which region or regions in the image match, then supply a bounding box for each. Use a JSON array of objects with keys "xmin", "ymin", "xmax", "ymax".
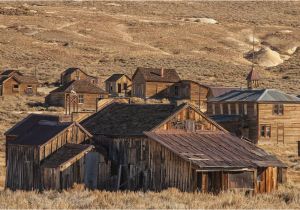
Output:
[{"xmin": 207, "ymin": 69, "xmax": 300, "ymax": 144}]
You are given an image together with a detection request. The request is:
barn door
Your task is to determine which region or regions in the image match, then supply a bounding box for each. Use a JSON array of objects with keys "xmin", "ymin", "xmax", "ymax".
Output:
[{"xmin": 277, "ymin": 123, "xmax": 284, "ymax": 143}]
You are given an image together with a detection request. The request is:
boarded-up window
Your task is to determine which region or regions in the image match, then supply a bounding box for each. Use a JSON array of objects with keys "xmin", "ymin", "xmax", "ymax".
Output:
[{"xmin": 228, "ymin": 171, "xmax": 254, "ymax": 189}]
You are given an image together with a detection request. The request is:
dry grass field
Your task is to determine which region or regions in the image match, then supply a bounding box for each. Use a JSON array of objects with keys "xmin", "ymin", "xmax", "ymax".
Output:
[{"xmin": 0, "ymin": 1, "xmax": 300, "ymax": 208}]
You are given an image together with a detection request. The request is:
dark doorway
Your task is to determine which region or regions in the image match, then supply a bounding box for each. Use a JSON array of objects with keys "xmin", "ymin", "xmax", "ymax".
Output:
[{"xmin": 118, "ymin": 83, "xmax": 122, "ymax": 93}]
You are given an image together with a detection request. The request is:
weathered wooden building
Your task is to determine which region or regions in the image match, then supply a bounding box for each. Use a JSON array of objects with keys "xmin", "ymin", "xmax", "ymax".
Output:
[
  {"xmin": 61, "ymin": 67, "xmax": 99, "ymax": 86},
  {"xmin": 105, "ymin": 74, "xmax": 132, "ymax": 97},
  {"xmin": 172, "ymin": 80, "xmax": 210, "ymax": 112},
  {"xmin": 131, "ymin": 67, "xmax": 181, "ymax": 99},
  {"xmin": 81, "ymin": 102, "xmax": 285, "ymax": 193},
  {"xmin": 207, "ymin": 88, "xmax": 300, "ymax": 144},
  {"xmin": 45, "ymin": 80, "xmax": 108, "ymax": 114},
  {"xmin": 145, "ymin": 131, "xmax": 286, "ymax": 193},
  {"xmin": 5, "ymin": 114, "xmax": 93, "ymax": 190},
  {"xmin": 0, "ymin": 70, "xmax": 38, "ymax": 96}
]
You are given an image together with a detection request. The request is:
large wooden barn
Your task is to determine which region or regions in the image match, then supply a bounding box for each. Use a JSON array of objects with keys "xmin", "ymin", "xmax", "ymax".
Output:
[
  {"xmin": 45, "ymin": 80, "xmax": 108, "ymax": 114},
  {"xmin": 0, "ymin": 70, "xmax": 38, "ymax": 96},
  {"xmin": 81, "ymin": 102, "xmax": 286, "ymax": 193},
  {"xmin": 131, "ymin": 67, "xmax": 181, "ymax": 99},
  {"xmin": 207, "ymin": 88, "xmax": 300, "ymax": 144},
  {"xmin": 61, "ymin": 67, "xmax": 99, "ymax": 86},
  {"xmin": 105, "ymin": 74, "xmax": 132, "ymax": 97},
  {"xmin": 5, "ymin": 114, "xmax": 93, "ymax": 190}
]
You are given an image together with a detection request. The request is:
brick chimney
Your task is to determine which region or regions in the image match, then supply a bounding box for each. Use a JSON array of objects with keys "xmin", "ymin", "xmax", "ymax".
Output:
[{"xmin": 161, "ymin": 68, "xmax": 164, "ymax": 77}]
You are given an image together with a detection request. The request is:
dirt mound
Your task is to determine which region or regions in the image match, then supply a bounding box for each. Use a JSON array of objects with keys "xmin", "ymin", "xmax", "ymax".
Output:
[
  {"xmin": 182, "ymin": 17, "xmax": 218, "ymax": 24},
  {"xmin": 245, "ymin": 47, "xmax": 283, "ymax": 67}
]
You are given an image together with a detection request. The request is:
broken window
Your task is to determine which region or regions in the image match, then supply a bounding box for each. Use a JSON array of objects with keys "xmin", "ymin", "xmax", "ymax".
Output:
[{"xmin": 273, "ymin": 104, "xmax": 284, "ymax": 115}]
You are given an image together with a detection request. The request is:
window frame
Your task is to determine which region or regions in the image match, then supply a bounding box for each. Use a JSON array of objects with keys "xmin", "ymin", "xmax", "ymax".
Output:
[
  {"xmin": 78, "ymin": 94, "xmax": 84, "ymax": 104},
  {"xmin": 260, "ymin": 124, "xmax": 271, "ymax": 138},
  {"xmin": 273, "ymin": 104, "xmax": 284, "ymax": 115}
]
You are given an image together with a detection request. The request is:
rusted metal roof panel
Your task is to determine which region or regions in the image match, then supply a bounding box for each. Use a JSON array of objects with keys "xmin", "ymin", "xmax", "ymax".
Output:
[{"xmin": 145, "ymin": 131, "xmax": 286, "ymax": 169}]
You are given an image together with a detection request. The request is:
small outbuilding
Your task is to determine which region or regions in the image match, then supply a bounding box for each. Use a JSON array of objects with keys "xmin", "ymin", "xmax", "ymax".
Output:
[
  {"xmin": 45, "ymin": 80, "xmax": 108, "ymax": 114},
  {"xmin": 0, "ymin": 70, "xmax": 38, "ymax": 96},
  {"xmin": 105, "ymin": 74, "xmax": 132, "ymax": 97},
  {"xmin": 5, "ymin": 114, "xmax": 93, "ymax": 190},
  {"xmin": 61, "ymin": 67, "xmax": 99, "ymax": 86}
]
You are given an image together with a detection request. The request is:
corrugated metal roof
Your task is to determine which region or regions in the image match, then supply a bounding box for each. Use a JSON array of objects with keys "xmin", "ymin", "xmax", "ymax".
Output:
[
  {"xmin": 209, "ymin": 89, "xmax": 300, "ymax": 103},
  {"xmin": 145, "ymin": 131, "xmax": 286, "ymax": 169}
]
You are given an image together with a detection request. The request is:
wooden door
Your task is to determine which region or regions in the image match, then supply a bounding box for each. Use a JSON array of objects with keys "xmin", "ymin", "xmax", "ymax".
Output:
[{"xmin": 277, "ymin": 123, "xmax": 284, "ymax": 143}]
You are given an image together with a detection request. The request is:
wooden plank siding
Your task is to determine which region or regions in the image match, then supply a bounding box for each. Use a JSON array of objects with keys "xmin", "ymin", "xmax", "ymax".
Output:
[
  {"xmin": 258, "ymin": 103, "xmax": 300, "ymax": 143},
  {"xmin": 1, "ymin": 77, "xmax": 38, "ymax": 96},
  {"xmin": 6, "ymin": 123, "xmax": 90, "ymax": 190}
]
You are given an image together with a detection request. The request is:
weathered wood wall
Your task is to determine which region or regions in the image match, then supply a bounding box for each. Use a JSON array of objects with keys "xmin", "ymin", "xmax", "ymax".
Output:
[
  {"xmin": 62, "ymin": 70, "xmax": 98, "ymax": 86},
  {"xmin": 258, "ymin": 103, "xmax": 300, "ymax": 143},
  {"xmin": 6, "ymin": 145, "xmax": 40, "ymax": 190},
  {"xmin": 42, "ymin": 157, "xmax": 85, "ymax": 190},
  {"xmin": 6, "ymin": 124, "xmax": 90, "ymax": 190},
  {"xmin": 1, "ymin": 77, "xmax": 37, "ymax": 96},
  {"xmin": 105, "ymin": 76, "xmax": 132, "ymax": 97}
]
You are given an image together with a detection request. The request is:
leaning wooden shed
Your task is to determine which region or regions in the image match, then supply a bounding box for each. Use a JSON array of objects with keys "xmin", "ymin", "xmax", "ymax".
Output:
[
  {"xmin": 144, "ymin": 131, "xmax": 287, "ymax": 194},
  {"xmin": 5, "ymin": 114, "xmax": 93, "ymax": 190},
  {"xmin": 41, "ymin": 144, "xmax": 93, "ymax": 190}
]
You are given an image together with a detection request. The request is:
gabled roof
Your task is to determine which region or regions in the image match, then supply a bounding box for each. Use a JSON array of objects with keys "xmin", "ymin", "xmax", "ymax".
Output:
[
  {"xmin": 81, "ymin": 103, "xmax": 184, "ymax": 136},
  {"xmin": 0, "ymin": 73, "xmax": 38, "ymax": 85},
  {"xmin": 209, "ymin": 89, "xmax": 300, "ymax": 103},
  {"xmin": 81, "ymin": 102, "xmax": 224, "ymax": 136},
  {"xmin": 0, "ymin": 70, "xmax": 23, "ymax": 77},
  {"xmin": 6, "ymin": 113, "xmax": 92, "ymax": 146},
  {"xmin": 8, "ymin": 121, "xmax": 73, "ymax": 145},
  {"xmin": 208, "ymin": 87, "xmax": 240, "ymax": 98},
  {"xmin": 13, "ymin": 74, "xmax": 38, "ymax": 84},
  {"xmin": 5, "ymin": 114, "xmax": 60, "ymax": 136},
  {"xmin": 61, "ymin": 67, "xmax": 97, "ymax": 79},
  {"xmin": 145, "ymin": 131, "xmax": 286, "ymax": 169},
  {"xmin": 246, "ymin": 69, "xmax": 260, "ymax": 81},
  {"xmin": 105, "ymin": 74, "xmax": 131, "ymax": 82},
  {"xmin": 42, "ymin": 144, "xmax": 94, "ymax": 169},
  {"xmin": 133, "ymin": 67, "xmax": 181, "ymax": 83},
  {"xmin": 50, "ymin": 80, "xmax": 106, "ymax": 94}
]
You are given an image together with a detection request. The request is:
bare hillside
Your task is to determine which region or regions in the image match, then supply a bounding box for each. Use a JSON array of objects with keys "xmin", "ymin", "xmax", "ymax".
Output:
[{"xmin": 0, "ymin": 1, "xmax": 300, "ymax": 92}]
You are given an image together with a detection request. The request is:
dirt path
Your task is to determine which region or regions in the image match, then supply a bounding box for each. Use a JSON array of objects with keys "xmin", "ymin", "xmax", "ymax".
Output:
[{"xmin": 115, "ymin": 23, "xmax": 171, "ymax": 55}]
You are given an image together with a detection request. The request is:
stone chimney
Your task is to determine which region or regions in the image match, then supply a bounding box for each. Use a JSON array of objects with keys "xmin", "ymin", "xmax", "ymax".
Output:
[{"xmin": 161, "ymin": 68, "xmax": 164, "ymax": 77}]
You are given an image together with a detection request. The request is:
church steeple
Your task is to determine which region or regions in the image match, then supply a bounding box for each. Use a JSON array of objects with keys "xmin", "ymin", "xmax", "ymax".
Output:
[{"xmin": 246, "ymin": 68, "xmax": 260, "ymax": 89}]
